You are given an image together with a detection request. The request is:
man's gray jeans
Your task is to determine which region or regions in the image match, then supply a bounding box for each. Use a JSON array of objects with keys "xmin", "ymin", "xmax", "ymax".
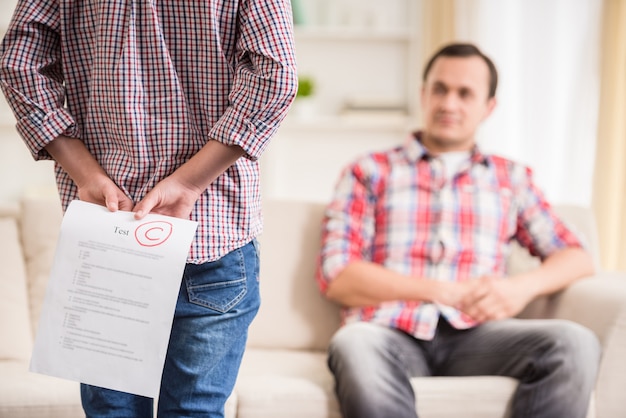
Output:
[{"xmin": 328, "ymin": 318, "xmax": 600, "ymax": 418}]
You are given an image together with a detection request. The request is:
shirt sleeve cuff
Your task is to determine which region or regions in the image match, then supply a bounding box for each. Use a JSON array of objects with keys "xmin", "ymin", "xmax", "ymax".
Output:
[
  {"xmin": 16, "ymin": 107, "xmax": 78, "ymax": 160},
  {"xmin": 208, "ymin": 107, "xmax": 276, "ymax": 161}
]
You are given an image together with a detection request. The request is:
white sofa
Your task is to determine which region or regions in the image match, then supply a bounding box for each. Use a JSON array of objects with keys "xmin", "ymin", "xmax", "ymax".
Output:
[{"xmin": 1, "ymin": 196, "xmax": 626, "ymax": 418}]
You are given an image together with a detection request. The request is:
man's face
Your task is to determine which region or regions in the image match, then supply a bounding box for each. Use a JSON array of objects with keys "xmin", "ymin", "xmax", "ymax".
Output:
[{"xmin": 420, "ymin": 55, "xmax": 496, "ymax": 153}]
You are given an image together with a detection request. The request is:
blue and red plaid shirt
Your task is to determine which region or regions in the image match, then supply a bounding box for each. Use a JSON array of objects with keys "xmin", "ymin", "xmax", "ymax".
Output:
[
  {"xmin": 0, "ymin": 0, "xmax": 297, "ymax": 263},
  {"xmin": 317, "ymin": 133, "xmax": 583, "ymax": 340}
]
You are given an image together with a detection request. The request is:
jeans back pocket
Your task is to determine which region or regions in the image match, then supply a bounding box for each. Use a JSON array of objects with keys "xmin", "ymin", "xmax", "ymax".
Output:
[{"xmin": 184, "ymin": 246, "xmax": 248, "ymax": 313}]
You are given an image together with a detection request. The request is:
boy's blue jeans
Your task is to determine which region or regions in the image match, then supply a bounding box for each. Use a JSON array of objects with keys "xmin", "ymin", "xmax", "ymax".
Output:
[{"xmin": 80, "ymin": 240, "xmax": 260, "ymax": 418}]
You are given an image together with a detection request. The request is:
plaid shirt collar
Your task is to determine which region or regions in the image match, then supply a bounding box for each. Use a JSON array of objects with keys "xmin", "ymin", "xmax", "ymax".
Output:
[{"xmin": 404, "ymin": 131, "xmax": 490, "ymax": 167}]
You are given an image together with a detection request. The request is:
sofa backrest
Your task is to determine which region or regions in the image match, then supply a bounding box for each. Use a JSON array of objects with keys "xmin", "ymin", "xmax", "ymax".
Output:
[
  {"xmin": 507, "ymin": 204, "xmax": 600, "ymax": 275},
  {"xmin": 19, "ymin": 196, "xmax": 64, "ymax": 337},
  {"xmin": 0, "ymin": 203, "xmax": 32, "ymax": 361},
  {"xmin": 247, "ymin": 199, "xmax": 341, "ymax": 351},
  {"xmin": 0, "ymin": 196, "xmax": 599, "ymax": 357},
  {"xmin": 249, "ymin": 200, "xmax": 600, "ymax": 351},
  {"xmin": 0, "ymin": 194, "xmax": 63, "ymax": 364}
]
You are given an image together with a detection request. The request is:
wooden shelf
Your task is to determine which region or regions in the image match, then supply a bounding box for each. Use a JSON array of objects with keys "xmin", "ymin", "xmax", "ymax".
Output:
[
  {"xmin": 281, "ymin": 113, "xmax": 415, "ymax": 133},
  {"xmin": 294, "ymin": 26, "xmax": 412, "ymax": 42}
]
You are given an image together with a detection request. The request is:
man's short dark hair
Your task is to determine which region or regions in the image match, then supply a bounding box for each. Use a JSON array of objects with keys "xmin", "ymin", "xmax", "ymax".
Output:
[{"xmin": 422, "ymin": 43, "xmax": 498, "ymax": 98}]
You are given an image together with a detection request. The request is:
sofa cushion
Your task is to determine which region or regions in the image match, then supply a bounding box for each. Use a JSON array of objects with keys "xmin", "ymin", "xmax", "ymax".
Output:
[
  {"xmin": 0, "ymin": 361, "xmax": 237, "ymax": 418},
  {"xmin": 236, "ymin": 348, "xmax": 340, "ymax": 418},
  {"xmin": 0, "ymin": 361, "xmax": 83, "ymax": 418},
  {"xmin": 0, "ymin": 210, "xmax": 33, "ymax": 361},
  {"xmin": 411, "ymin": 376, "xmax": 516, "ymax": 417},
  {"xmin": 236, "ymin": 348, "xmax": 519, "ymax": 418}
]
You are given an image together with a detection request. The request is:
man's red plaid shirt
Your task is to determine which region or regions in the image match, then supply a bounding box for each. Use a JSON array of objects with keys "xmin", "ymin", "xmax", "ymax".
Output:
[{"xmin": 317, "ymin": 133, "xmax": 583, "ymax": 340}]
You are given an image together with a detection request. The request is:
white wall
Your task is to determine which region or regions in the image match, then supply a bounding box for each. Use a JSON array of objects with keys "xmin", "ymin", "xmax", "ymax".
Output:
[
  {"xmin": 455, "ymin": 0, "xmax": 601, "ymax": 207},
  {"xmin": 0, "ymin": 0, "xmax": 417, "ymax": 205},
  {"xmin": 0, "ymin": 0, "xmax": 18, "ymax": 29},
  {"xmin": 261, "ymin": 0, "xmax": 420, "ymax": 203},
  {"xmin": 0, "ymin": 0, "xmax": 602, "ymax": 208},
  {"xmin": 264, "ymin": 1, "xmax": 602, "ymax": 207},
  {"xmin": 261, "ymin": 116, "xmax": 413, "ymax": 203},
  {"xmin": 0, "ymin": 124, "xmax": 57, "ymax": 203}
]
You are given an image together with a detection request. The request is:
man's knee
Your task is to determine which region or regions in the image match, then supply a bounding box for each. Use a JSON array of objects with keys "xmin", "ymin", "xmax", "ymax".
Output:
[
  {"xmin": 330, "ymin": 322, "xmax": 388, "ymax": 350},
  {"xmin": 539, "ymin": 320, "xmax": 600, "ymax": 378},
  {"xmin": 548, "ymin": 320, "xmax": 599, "ymax": 356},
  {"xmin": 328, "ymin": 323, "xmax": 420, "ymax": 418},
  {"xmin": 328, "ymin": 322, "xmax": 392, "ymax": 369}
]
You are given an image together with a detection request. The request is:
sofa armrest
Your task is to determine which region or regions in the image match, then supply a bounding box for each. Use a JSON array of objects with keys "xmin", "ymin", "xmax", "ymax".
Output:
[{"xmin": 521, "ymin": 273, "xmax": 626, "ymax": 418}]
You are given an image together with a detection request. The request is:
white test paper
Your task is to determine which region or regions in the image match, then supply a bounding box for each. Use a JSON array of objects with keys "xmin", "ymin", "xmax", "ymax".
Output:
[{"xmin": 30, "ymin": 200, "xmax": 198, "ymax": 397}]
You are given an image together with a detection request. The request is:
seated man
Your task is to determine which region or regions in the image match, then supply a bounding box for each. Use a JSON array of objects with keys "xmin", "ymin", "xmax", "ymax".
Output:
[{"xmin": 315, "ymin": 43, "xmax": 600, "ymax": 418}]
